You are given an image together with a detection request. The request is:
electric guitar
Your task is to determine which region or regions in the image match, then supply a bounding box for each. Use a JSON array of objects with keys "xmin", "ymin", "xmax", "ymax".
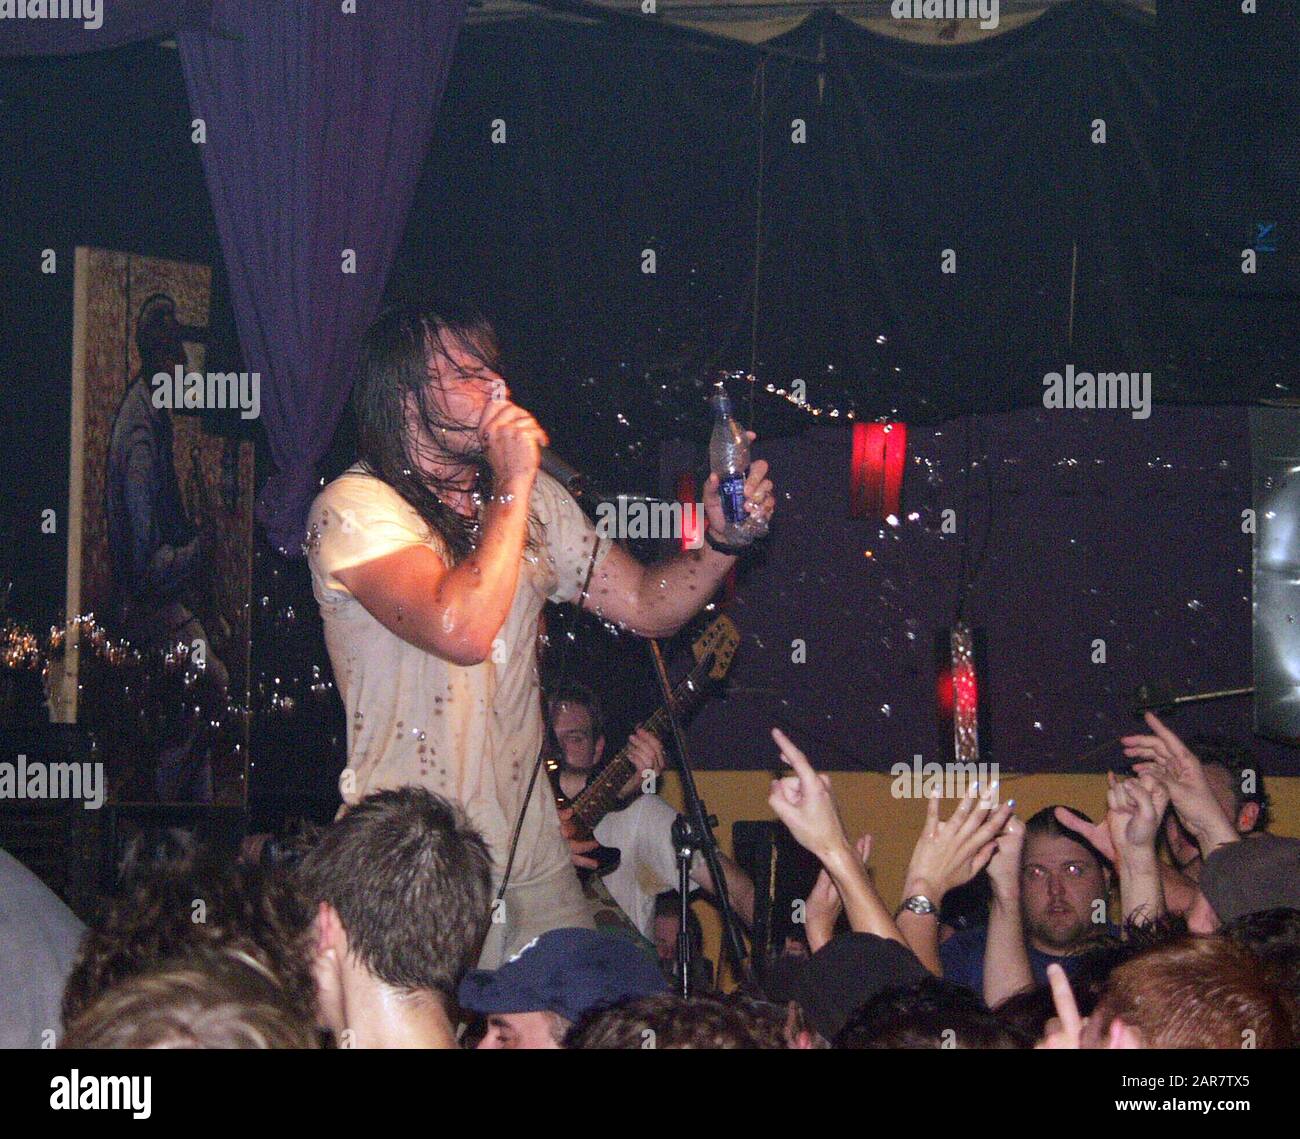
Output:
[{"xmin": 552, "ymin": 614, "xmax": 741, "ymax": 878}]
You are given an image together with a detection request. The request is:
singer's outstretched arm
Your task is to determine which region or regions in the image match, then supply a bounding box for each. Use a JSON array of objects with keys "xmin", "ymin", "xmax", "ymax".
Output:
[{"xmin": 581, "ymin": 462, "xmax": 775, "ymax": 638}]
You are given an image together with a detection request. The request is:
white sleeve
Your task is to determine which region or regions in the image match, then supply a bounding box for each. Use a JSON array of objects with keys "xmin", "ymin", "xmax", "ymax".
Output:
[{"xmin": 629, "ymin": 794, "xmax": 700, "ymax": 894}]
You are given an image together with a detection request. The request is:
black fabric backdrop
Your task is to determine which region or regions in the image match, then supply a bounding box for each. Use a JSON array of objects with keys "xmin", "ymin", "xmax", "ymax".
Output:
[{"xmin": 391, "ymin": 0, "xmax": 1298, "ymax": 486}]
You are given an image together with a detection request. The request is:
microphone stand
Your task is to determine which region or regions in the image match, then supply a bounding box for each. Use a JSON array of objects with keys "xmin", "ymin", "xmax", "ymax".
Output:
[
  {"xmin": 549, "ymin": 447, "xmax": 757, "ymax": 993},
  {"xmin": 646, "ymin": 636, "xmax": 757, "ymax": 996}
]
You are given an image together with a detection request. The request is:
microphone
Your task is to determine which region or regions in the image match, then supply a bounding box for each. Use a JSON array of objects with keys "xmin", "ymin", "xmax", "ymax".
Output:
[{"xmin": 540, "ymin": 447, "xmax": 586, "ymax": 498}]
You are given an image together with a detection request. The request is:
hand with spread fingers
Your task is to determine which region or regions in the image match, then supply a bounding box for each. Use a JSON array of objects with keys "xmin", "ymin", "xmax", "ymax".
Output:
[{"xmin": 902, "ymin": 782, "xmax": 1014, "ymax": 908}]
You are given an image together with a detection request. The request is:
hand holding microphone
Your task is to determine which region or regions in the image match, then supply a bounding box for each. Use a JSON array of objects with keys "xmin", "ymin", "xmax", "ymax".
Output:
[{"xmin": 477, "ymin": 395, "xmax": 549, "ymax": 490}]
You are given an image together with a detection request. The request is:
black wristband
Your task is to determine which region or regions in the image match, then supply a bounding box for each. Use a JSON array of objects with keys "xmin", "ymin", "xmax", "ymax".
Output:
[{"xmin": 704, "ymin": 528, "xmax": 750, "ymax": 557}]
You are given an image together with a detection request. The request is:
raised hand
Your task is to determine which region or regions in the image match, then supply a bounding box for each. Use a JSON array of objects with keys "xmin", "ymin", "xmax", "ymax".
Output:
[
  {"xmin": 703, "ymin": 432, "xmax": 775, "ymax": 540},
  {"xmin": 902, "ymin": 782, "xmax": 1013, "ymax": 905},
  {"xmin": 1054, "ymin": 804, "xmax": 1118, "ymax": 864},
  {"xmin": 1036, "ymin": 963, "xmax": 1085, "ymax": 1049},
  {"xmin": 985, "ymin": 812, "xmax": 1026, "ymax": 902},
  {"xmin": 1036, "ymin": 963, "xmax": 1141, "ymax": 1049},
  {"xmin": 1106, "ymin": 771, "xmax": 1168, "ymax": 860},
  {"xmin": 1121, "ymin": 711, "xmax": 1237, "ymax": 852},
  {"xmin": 767, "ymin": 728, "xmax": 849, "ymax": 861}
]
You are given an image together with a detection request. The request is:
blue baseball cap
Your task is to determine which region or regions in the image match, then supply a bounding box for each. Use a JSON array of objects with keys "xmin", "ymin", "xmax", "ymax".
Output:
[{"xmin": 458, "ymin": 928, "xmax": 669, "ymax": 1023}]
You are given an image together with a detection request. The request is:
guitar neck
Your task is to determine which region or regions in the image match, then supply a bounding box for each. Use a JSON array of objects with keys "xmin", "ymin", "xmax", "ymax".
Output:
[{"xmin": 569, "ymin": 665, "xmax": 708, "ymax": 830}]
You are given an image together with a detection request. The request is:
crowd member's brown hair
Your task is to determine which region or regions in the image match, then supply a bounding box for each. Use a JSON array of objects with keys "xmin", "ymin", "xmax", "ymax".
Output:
[
  {"xmin": 1224, "ymin": 907, "xmax": 1300, "ymax": 1006},
  {"xmin": 295, "ymin": 787, "xmax": 492, "ymax": 997},
  {"xmin": 61, "ymin": 947, "xmax": 318, "ymax": 1049},
  {"xmin": 833, "ymin": 977, "xmax": 1030, "ymax": 1049},
  {"xmin": 566, "ymin": 992, "xmax": 783, "ymax": 1049},
  {"xmin": 1091, "ymin": 934, "xmax": 1297, "ymax": 1049},
  {"xmin": 62, "ymin": 854, "xmax": 316, "ymax": 1032}
]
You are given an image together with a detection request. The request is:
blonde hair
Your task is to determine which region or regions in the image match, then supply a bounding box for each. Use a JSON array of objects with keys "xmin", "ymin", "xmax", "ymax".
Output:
[{"xmin": 61, "ymin": 947, "xmax": 318, "ymax": 1050}]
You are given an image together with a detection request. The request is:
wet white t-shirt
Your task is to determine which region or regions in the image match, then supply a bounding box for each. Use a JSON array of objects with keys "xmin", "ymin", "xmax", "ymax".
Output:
[{"xmin": 306, "ymin": 468, "xmax": 610, "ymax": 887}]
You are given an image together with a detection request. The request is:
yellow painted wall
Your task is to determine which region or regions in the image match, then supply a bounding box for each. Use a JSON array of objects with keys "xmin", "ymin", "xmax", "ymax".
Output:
[{"xmin": 659, "ymin": 771, "xmax": 1300, "ymax": 984}]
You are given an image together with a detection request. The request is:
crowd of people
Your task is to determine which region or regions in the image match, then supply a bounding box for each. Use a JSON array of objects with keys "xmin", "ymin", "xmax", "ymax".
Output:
[{"xmin": 3, "ymin": 707, "xmax": 1297, "ymax": 1050}]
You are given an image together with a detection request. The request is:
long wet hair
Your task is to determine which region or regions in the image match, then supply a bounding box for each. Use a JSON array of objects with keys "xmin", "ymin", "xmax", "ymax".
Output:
[{"xmin": 352, "ymin": 299, "xmax": 534, "ymax": 563}]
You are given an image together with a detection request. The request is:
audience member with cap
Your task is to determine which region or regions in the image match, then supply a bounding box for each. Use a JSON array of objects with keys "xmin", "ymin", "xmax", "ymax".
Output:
[
  {"xmin": 792, "ymin": 932, "xmax": 928, "ymax": 1044},
  {"xmin": 460, "ymin": 927, "xmax": 670, "ymax": 1048},
  {"xmin": 1188, "ymin": 834, "xmax": 1300, "ymax": 933}
]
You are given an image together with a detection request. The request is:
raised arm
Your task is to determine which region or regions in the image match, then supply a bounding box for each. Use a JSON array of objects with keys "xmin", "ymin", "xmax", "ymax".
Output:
[
  {"xmin": 898, "ymin": 784, "xmax": 1012, "ymax": 976},
  {"xmin": 767, "ymin": 728, "xmax": 905, "ymax": 947},
  {"xmin": 1123, "ymin": 712, "xmax": 1240, "ymax": 862},
  {"xmin": 982, "ymin": 813, "xmax": 1034, "ymax": 1007},
  {"xmin": 1056, "ymin": 802, "xmax": 1199, "ymax": 917},
  {"xmin": 1104, "ymin": 772, "xmax": 1168, "ymax": 928},
  {"xmin": 581, "ymin": 446, "xmax": 775, "ymax": 638}
]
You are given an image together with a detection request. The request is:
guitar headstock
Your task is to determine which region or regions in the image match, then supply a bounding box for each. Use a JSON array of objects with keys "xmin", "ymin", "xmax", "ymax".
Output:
[{"xmin": 692, "ymin": 615, "xmax": 740, "ymax": 681}]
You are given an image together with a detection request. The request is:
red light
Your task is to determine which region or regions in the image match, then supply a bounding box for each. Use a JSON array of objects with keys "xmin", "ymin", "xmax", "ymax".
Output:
[
  {"xmin": 676, "ymin": 471, "xmax": 699, "ymax": 553},
  {"xmin": 936, "ymin": 668, "xmax": 954, "ymax": 714},
  {"xmin": 850, "ymin": 422, "xmax": 907, "ymax": 519},
  {"xmin": 952, "ymin": 658, "xmax": 978, "ymax": 719}
]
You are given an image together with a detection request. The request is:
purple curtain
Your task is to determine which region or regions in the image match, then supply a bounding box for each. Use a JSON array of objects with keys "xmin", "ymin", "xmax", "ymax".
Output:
[
  {"xmin": 0, "ymin": 0, "xmax": 217, "ymax": 55},
  {"xmin": 3, "ymin": 1, "xmax": 467, "ymax": 555},
  {"xmin": 178, "ymin": 1, "xmax": 467, "ymax": 553}
]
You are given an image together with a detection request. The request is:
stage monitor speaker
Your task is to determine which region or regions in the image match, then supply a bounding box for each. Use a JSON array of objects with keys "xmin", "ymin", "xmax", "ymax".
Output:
[
  {"xmin": 1251, "ymin": 407, "xmax": 1300, "ymax": 743},
  {"xmin": 732, "ymin": 820, "xmax": 822, "ymax": 959}
]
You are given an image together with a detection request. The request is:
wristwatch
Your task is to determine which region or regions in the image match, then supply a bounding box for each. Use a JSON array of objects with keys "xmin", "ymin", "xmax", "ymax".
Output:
[{"xmin": 899, "ymin": 894, "xmax": 937, "ymax": 917}]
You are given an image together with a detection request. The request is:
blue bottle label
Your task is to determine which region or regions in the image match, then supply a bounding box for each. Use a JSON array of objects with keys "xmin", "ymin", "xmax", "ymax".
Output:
[{"xmin": 720, "ymin": 472, "xmax": 747, "ymax": 525}]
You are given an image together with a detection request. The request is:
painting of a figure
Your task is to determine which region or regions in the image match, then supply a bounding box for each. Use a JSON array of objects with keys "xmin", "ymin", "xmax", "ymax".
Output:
[{"xmin": 54, "ymin": 247, "xmax": 251, "ymax": 806}]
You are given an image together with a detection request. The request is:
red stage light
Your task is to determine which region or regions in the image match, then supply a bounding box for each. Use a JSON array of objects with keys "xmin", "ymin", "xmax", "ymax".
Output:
[
  {"xmin": 849, "ymin": 422, "xmax": 907, "ymax": 520},
  {"xmin": 676, "ymin": 471, "xmax": 700, "ymax": 553},
  {"xmin": 937, "ymin": 624, "xmax": 982, "ymax": 765}
]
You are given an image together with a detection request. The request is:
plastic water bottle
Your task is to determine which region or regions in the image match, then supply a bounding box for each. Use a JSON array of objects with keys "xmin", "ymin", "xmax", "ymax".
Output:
[{"xmin": 708, "ymin": 382, "xmax": 763, "ymax": 546}]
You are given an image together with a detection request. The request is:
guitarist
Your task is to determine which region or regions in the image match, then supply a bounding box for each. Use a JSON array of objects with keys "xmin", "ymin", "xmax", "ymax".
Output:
[
  {"xmin": 546, "ymin": 684, "xmax": 756, "ymax": 939},
  {"xmin": 307, "ymin": 301, "xmax": 775, "ymax": 969}
]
